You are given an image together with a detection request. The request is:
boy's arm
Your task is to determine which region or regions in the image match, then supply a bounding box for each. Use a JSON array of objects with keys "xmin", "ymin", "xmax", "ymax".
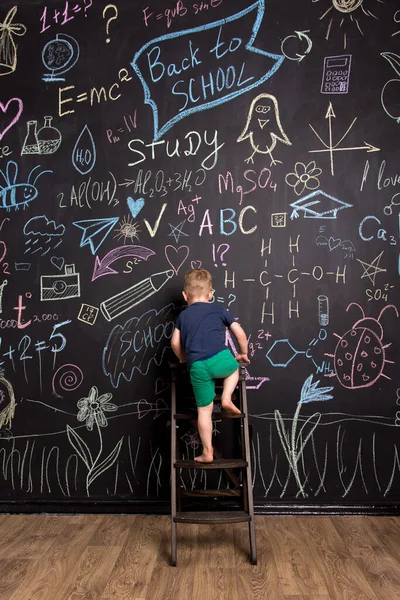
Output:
[
  {"xmin": 229, "ymin": 321, "xmax": 250, "ymax": 363},
  {"xmin": 171, "ymin": 328, "xmax": 186, "ymax": 363}
]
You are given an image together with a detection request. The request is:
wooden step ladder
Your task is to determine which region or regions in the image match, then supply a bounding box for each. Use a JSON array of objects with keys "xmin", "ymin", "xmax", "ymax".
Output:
[{"xmin": 170, "ymin": 363, "xmax": 257, "ymax": 566}]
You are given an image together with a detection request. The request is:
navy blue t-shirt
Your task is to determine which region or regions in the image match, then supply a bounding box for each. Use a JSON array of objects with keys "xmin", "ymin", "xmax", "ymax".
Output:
[{"xmin": 175, "ymin": 303, "xmax": 234, "ymax": 368}]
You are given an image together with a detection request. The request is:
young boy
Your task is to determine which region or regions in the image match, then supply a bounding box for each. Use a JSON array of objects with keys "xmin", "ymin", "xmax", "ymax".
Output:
[{"xmin": 171, "ymin": 268, "xmax": 250, "ymax": 463}]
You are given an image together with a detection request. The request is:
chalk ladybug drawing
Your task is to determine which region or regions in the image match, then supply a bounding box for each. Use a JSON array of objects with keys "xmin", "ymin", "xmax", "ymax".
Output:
[
  {"xmin": 0, "ymin": 160, "xmax": 52, "ymax": 211},
  {"xmin": 325, "ymin": 303, "xmax": 398, "ymax": 389}
]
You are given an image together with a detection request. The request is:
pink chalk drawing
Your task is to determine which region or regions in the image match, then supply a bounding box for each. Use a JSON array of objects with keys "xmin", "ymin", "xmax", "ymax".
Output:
[
  {"xmin": 325, "ymin": 303, "xmax": 399, "ymax": 389},
  {"xmin": 164, "ymin": 244, "xmax": 189, "ymax": 275},
  {"xmin": 225, "ymin": 330, "xmax": 269, "ymax": 390},
  {"xmin": 52, "ymin": 363, "xmax": 84, "ymax": 397},
  {"xmin": 0, "ymin": 97, "xmax": 23, "ymax": 141}
]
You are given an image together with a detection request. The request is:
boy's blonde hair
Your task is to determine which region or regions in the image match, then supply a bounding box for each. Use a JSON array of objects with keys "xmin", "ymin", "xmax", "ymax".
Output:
[{"xmin": 184, "ymin": 269, "xmax": 212, "ymax": 298}]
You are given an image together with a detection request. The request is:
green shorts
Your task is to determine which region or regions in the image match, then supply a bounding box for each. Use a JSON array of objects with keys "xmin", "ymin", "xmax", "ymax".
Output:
[{"xmin": 190, "ymin": 349, "xmax": 238, "ymax": 408}]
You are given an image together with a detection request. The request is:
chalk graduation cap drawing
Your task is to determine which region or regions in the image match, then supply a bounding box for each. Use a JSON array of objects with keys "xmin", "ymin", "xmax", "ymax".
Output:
[{"xmin": 290, "ymin": 190, "xmax": 352, "ymax": 220}]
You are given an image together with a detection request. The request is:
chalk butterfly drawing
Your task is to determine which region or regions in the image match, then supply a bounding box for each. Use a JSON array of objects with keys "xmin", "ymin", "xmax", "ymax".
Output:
[
  {"xmin": 325, "ymin": 303, "xmax": 399, "ymax": 389},
  {"xmin": 0, "ymin": 160, "xmax": 52, "ymax": 210}
]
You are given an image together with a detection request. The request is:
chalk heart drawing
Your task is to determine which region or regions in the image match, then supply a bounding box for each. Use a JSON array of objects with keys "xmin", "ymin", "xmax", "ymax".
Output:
[
  {"xmin": 50, "ymin": 256, "xmax": 65, "ymax": 270},
  {"xmin": 328, "ymin": 237, "xmax": 342, "ymax": 251},
  {"xmin": 155, "ymin": 377, "xmax": 169, "ymax": 395},
  {"xmin": 127, "ymin": 196, "xmax": 145, "ymax": 218},
  {"xmin": 0, "ymin": 98, "xmax": 23, "ymax": 141},
  {"xmin": 165, "ymin": 245, "xmax": 189, "ymax": 275},
  {"xmin": 190, "ymin": 260, "xmax": 202, "ymax": 269},
  {"xmin": 137, "ymin": 399, "xmax": 152, "ymax": 420},
  {"xmin": 155, "ymin": 398, "xmax": 168, "ymax": 419}
]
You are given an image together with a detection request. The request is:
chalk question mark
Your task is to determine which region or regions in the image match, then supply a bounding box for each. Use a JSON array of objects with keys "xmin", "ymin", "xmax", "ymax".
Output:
[
  {"xmin": 212, "ymin": 243, "xmax": 230, "ymax": 267},
  {"xmin": 83, "ymin": 0, "xmax": 92, "ymax": 15},
  {"xmin": 103, "ymin": 4, "xmax": 118, "ymax": 43},
  {"xmin": 228, "ymin": 294, "xmax": 236, "ymax": 308}
]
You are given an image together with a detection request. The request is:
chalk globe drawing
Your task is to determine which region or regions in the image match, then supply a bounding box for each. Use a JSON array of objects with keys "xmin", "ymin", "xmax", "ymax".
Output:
[{"xmin": 325, "ymin": 303, "xmax": 398, "ymax": 389}]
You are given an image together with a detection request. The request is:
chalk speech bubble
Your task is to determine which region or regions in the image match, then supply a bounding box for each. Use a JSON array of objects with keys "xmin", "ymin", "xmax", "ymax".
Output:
[{"xmin": 131, "ymin": 0, "xmax": 284, "ymax": 141}]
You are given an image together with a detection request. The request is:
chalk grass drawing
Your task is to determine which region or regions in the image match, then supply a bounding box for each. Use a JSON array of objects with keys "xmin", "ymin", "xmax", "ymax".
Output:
[
  {"xmin": 67, "ymin": 385, "xmax": 122, "ymax": 493},
  {"xmin": 0, "ymin": 7, "xmax": 26, "ymax": 76},
  {"xmin": 274, "ymin": 374, "xmax": 334, "ymax": 497},
  {"xmin": 237, "ymin": 93, "xmax": 291, "ymax": 165},
  {"xmin": 325, "ymin": 303, "xmax": 399, "ymax": 389},
  {"xmin": 285, "ymin": 161, "xmax": 322, "ymax": 195}
]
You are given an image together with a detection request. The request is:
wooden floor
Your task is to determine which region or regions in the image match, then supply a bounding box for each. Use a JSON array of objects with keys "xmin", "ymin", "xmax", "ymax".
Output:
[{"xmin": 0, "ymin": 514, "xmax": 399, "ymax": 599}]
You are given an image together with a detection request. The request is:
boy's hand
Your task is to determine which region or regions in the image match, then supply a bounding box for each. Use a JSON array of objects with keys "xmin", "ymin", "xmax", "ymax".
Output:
[{"xmin": 235, "ymin": 353, "xmax": 250, "ymax": 364}]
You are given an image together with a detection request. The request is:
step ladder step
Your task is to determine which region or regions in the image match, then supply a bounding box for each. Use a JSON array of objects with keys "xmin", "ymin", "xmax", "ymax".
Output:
[
  {"xmin": 174, "ymin": 458, "xmax": 247, "ymax": 469},
  {"xmin": 181, "ymin": 488, "xmax": 241, "ymax": 498},
  {"xmin": 174, "ymin": 510, "xmax": 251, "ymax": 524},
  {"xmin": 174, "ymin": 411, "xmax": 244, "ymax": 420}
]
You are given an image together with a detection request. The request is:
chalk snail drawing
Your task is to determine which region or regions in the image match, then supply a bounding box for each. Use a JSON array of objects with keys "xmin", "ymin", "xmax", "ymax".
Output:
[
  {"xmin": 325, "ymin": 303, "xmax": 399, "ymax": 389},
  {"xmin": 0, "ymin": 160, "xmax": 52, "ymax": 210}
]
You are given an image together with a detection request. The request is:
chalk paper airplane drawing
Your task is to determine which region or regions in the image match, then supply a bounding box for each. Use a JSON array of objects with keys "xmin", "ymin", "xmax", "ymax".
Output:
[
  {"xmin": 290, "ymin": 190, "xmax": 352, "ymax": 220},
  {"xmin": 73, "ymin": 217, "xmax": 119, "ymax": 255}
]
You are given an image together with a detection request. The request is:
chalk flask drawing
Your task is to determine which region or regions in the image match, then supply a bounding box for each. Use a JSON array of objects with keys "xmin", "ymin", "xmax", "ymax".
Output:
[
  {"xmin": 100, "ymin": 269, "xmax": 174, "ymax": 321},
  {"xmin": 0, "ymin": 7, "xmax": 26, "ymax": 76},
  {"xmin": 21, "ymin": 117, "xmax": 62, "ymax": 155}
]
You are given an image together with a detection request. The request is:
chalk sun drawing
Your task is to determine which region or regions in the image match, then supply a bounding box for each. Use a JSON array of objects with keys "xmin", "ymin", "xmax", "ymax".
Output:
[
  {"xmin": 325, "ymin": 303, "xmax": 399, "ymax": 389},
  {"xmin": 130, "ymin": 0, "xmax": 284, "ymax": 140}
]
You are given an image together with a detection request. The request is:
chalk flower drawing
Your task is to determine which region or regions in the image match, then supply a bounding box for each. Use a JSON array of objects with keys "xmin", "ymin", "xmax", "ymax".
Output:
[
  {"xmin": 77, "ymin": 385, "xmax": 117, "ymax": 430},
  {"xmin": 285, "ymin": 161, "xmax": 322, "ymax": 195},
  {"xmin": 274, "ymin": 375, "xmax": 333, "ymax": 498},
  {"xmin": 67, "ymin": 386, "xmax": 122, "ymax": 493}
]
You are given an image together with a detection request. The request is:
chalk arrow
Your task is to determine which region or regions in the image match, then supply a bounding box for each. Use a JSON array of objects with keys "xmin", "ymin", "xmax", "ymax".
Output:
[
  {"xmin": 92, "ymin": 245, "xmax": 155, "ymax": 281},
  {"xmin": 309, "ymin": 142, "xmax": 380, "ymax": 154},
  {"xmin": 281, "ymin": 30, "xmax": 312, "ymax": 63},
  {"xmin": 118, "ymin": 178, "xmax": 135, "ymax": 188}
]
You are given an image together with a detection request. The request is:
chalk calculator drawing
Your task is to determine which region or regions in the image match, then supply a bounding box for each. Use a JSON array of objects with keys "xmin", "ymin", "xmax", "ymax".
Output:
[{"xmin": 131, "ymin": 0, "xmax": 284, "ymax": 140}]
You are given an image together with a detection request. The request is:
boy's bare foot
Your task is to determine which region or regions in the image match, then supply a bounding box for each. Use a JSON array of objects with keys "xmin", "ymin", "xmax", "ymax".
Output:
[
  {"xmin": 221, "ymin": 397, "xmax": 241, "ymax": 415},
  {"xmin": 194, "ymin": 453, "xmax": 213, "ymax": 463}
]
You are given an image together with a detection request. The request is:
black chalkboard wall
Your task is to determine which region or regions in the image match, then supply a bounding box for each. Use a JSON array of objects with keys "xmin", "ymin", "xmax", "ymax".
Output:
[{"xmin": 0, "ymin": 0, "xmax": 399, "ymax": 514}]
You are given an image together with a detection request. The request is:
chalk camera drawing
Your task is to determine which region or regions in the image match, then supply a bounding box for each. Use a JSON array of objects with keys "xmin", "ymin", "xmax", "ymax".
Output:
[{"xmin": 40, "ymin": 264, "xmax": 80, "ymax": 301}]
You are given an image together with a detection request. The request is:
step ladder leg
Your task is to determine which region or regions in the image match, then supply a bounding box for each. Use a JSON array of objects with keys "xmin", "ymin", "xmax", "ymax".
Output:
[
  {"xmin": 239, "ymin": 366, "xmax": 257, "ymax": 565},
  {"xmin": 170, "ymin": 368, "xmax": 178, "ymax": 566}
]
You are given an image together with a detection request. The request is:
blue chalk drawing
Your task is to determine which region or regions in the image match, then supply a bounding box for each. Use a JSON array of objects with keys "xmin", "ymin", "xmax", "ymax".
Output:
[
  {"xmin": 290, "ymin": 190, "xmax": 352, "ymax": 220},
  {"xmin": 127, "ymin": 197, "xmax": 145, "ymax": 218},
  {"xmin": 131, "ymin": 0, "xmax": 284, "ymax": 140},
  {"xmin": 73, "ymin": 217, "xmax": 119, "ymax": 255},
  {"xmin": 72, "ymin": 125, "xmax": 96, "ymax": 175}
]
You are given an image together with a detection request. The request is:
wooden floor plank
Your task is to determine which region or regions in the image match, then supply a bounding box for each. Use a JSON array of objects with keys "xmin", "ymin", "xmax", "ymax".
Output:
[
  {"xmin": 0, "ymin": 558, "xmax": 32, "ymax": 600},
  {"xmin": 7, "ymin": 516, "xmax": 104, "ymax": 600},
  {"xmin": 297, "ymin": 517, "xmax": 379, "ymax": 600},
  {"xmin": 267, "ymin": 516, "xmax": 330, "ymax": 596},
  {"xmin": 0, "ymin": 514, "xmax": 398, "ymax": 600},
  {"xmin": 100, "ymin": 516, "xmax": 168, "ymax": 599},
  {"xmin": 332, "ymin": 516, "xmax": 400, "ymax": 600},
  {"xmin": 64, "ymin": 545, "xmax": 122, "ymax": 600}
]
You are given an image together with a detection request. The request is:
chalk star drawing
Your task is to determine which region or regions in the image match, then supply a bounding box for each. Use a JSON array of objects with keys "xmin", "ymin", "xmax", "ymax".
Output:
[
  {"xmin": 356, "ymin": 251, "xmax": 386, "ymax": 286},
  {"xmin": 309, "ymin": 102, "xmax": 379, "ymax": 176},
  {"xmin": 168, "ymin": 220, "xmax": 189, "ymax": 244}
]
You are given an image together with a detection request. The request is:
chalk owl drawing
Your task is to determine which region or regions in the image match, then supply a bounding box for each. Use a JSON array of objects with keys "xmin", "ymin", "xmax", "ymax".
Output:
[{"xmin": 325, "ymin": 303, "xmax": 398, "ymax": 389}]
